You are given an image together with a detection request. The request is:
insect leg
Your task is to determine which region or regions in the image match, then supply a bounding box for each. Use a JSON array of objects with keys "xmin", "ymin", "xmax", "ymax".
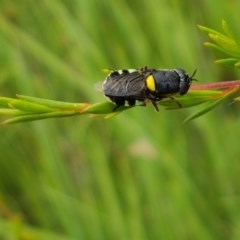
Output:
[
  {"xmin": 109, "ymin": 96, "xmax": 125, "ymax": 111},
  {"xmin": 151, "ymin": 101, "xmax": 159, "ymax": 112},
  {"xmin": 169, "ymin": 97, "xmax": 182, "ymax": 108},
  {"xmin": 127, "ymin": 99, "xmax": 136, "ymax": 106}
]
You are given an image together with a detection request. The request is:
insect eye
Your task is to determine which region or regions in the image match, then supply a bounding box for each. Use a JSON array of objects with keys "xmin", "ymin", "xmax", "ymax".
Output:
[{"xmin": 146, "ymin": 75, "xmax": 156, "ymax": 92}]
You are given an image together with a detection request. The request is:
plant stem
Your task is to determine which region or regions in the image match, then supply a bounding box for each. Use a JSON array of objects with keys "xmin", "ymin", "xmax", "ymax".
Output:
[{"xmin": 190, "ymin": 80, "xmax": 240, "ymax": 90}]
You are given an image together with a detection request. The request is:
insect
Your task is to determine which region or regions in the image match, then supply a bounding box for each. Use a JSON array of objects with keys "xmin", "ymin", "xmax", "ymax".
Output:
[{"xmin": 102, "ymin": 67, "xmax": 196, "ymax": 111}]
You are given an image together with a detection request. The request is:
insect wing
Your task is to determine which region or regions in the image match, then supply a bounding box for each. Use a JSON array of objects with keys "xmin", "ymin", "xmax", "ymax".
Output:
[{"xmin": 103, "ymin": 71, "xmax": 146, "ymax": 98}]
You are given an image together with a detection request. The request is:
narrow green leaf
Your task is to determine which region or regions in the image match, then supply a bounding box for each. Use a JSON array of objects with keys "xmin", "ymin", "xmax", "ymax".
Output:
[
  {"xmin": 9, "ymin": 99, "xmax": 54, "ymax": 113},
  {"xmin": 200, "ymin": 21, "xmax": 240, "ymax": 68},
  {"xmin": 17, "ymin": 95, "xmax": 87, "ymax": 110},
  {"xmin": 184, "ymin": 87, "xmax": 240, "ymax": 122},
  {"xmin": 0, "ymin": 109, "xmax": 24, "ymax": 115},
  {"xmin": 234, "ymin": 61, "xmax": 240, "ymax": 68},
  {"xmin": 0, "ymin": 97, "xmax": 17, "ymax": 108},
  {"xmin": 82, "ymin": 101, "xmax": 132, "ymax": 114},
  {"xmin": 222, "ymin": 19, "xmax": 240, "ymax": 45},
  {"xmin": 159, "ymin": 90, "xmax": 222, "ymax": 109},
  {"xmin": 209, "ymin": 34, "xmax": 240, "ymax": 57},
  {"xmin": 204, "ymin": 42, "xmax": 225, "ymax": 52},
  {"xmin": 183, "ymin": 98, "xmax": 224, "ymax": 123},
  {"xmin": 2, "ymin": 110, "xmax": 77, "ymax": 125},
  {"xmin": 215, "ymin": 58, "xmax": 239, "ymax": 66},
  {"xmin": 198, "ymin": 25, "xmax": 221, "ymax": 35}
]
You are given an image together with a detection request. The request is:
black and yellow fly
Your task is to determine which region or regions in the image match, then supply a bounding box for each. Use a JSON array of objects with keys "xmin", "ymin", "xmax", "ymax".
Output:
[{"xmin": 102, "ymin": 67, "xmax": 196, "ymax": 111}]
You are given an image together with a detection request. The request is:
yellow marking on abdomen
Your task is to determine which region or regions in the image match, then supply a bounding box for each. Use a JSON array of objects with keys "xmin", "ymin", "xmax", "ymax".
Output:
[{"xmin": 146, "ymin": 75, "xmax": 156, "ymax": 92}]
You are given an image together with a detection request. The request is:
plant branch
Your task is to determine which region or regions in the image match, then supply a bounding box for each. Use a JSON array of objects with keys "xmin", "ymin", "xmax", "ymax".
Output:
[
  {"xmin": 0, "ymin": 79, "xmax": 239, "ymax": 125},
  {"xmin": 191, "ymin": 80, "xmax": 240, "ymax": 90}
]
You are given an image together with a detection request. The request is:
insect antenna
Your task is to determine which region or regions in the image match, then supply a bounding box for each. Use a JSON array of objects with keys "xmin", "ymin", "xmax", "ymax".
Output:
[{"xmin": 190, "ymin": 69, "xmax": 198, "ymax": 82}]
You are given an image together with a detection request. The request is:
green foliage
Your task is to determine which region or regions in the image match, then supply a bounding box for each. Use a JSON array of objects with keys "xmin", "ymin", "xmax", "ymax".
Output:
[
  {"xmin": 7, "ymin": 87, "xmax": 240, "ymax": 125},
  {"xmin": 1, "ymin": 1, "xmax": 240, "ymax": 240},
  {"xmin": 199, "ymin": 20, "xmax": 240, "ymax": 67},
  {"xmin": 0, "ymin": 87, "xmax": 238, "ymax": 124},
  {"xmin": 1, "ymin": 20, "xmax": 240, "ymax": 124}
]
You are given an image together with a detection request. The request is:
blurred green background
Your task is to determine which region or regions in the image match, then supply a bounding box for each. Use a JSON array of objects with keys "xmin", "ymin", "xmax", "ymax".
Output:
[{"xmin": 0, "ymin": 0, "xmax": 240, "ymax": 239}]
